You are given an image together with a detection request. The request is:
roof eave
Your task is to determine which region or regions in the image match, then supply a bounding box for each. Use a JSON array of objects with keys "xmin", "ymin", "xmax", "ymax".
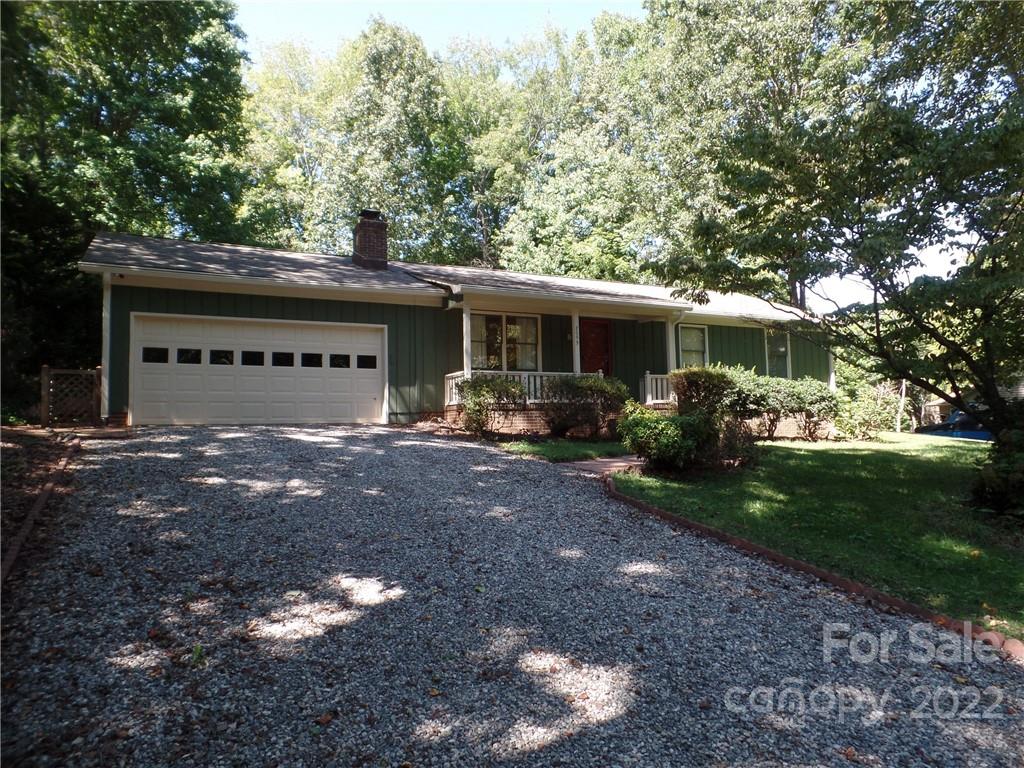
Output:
[
  {"xmin": 77, "ymin": 264, "xmax": 446, "ymax": 301},
  {"xmin": 457, "ymin": 285, "xmax": 692, "ymax": 314}
]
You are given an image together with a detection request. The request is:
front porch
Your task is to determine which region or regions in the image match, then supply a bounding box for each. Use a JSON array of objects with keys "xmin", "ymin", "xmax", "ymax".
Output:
[
  {"xmin": 443, "ymin": 369, "xmax": 676, "ymax": 406},
  {"xmin": 443, "ymin": 297, "xmax": 679, "ymax": 410}
]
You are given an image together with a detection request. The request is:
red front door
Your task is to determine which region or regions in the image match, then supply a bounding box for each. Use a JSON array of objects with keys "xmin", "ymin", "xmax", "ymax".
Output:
[{"xmin": 580, "ymin": 319, "xmax": 612, "ymax": 375}]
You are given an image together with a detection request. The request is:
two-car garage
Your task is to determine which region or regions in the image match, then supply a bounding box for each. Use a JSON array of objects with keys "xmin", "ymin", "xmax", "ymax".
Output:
[{"xmin": 129, "ymin": 314, "xmax": 387, "ymax": 425}]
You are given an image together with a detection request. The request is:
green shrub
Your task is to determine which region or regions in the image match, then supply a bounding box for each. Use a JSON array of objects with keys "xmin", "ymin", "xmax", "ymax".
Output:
[
  {"xmin": 974, "ymin": 428, "xmax": 1024, "ymax": 517},
  {"xmin": 719, "ymin": 416, "xmax": 759, "ymax": 467},
  {"xmin": 456, "ymin": 376, "xmax": 526, "ymax": 436},
  {"xmin": 669, "ymin": 367, "xmax": 734, "ymax": 418},
  {"xmin": 540, "ymin": 375, "xmax": 630, "ymax": 437},
  {"xmin": 619, "ymin": 400, "xmax": 755, "ymax": 472},
  {"xmin": 835, "ymin": 385, "xmax": 901, "ymax": 440},
  {"xmin": 755, "ymin": 376, "xmax": 793, "ymax": 439},
  {"xmin": 619, "ymin": 400, "xmax": 699, "ymax": 470},
  {"xmin": 717, "ymin": 365, "xmax": 767, "ymax": 420},
  {"xmin": 788, "ymin": 377, "xmax": 839, "ymax": 441}
]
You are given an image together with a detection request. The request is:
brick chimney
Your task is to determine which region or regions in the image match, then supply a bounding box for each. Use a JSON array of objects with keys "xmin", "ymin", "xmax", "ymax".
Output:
[{"xmin": 353, "ymin": 209, "xmax": 388, "ymax": 270}]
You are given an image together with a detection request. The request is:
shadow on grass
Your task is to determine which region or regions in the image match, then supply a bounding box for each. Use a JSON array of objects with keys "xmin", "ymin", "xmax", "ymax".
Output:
[{"xmin": 614, "ymin": 439, "xmax": 1024, "ymax": 637}]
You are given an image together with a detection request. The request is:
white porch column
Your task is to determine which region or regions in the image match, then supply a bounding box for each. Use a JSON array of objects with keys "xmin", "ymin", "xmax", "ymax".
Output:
[
  {"xmin": 665, "ymin": 315, "xmax": 677, "ymax": 373},
  {"xmin": 462, "ymin": 301, "xmax": 472, "ymax": 378},
  {"xmin": 571, "ymin": 310, "xmax": 581, "ymax": 374}
]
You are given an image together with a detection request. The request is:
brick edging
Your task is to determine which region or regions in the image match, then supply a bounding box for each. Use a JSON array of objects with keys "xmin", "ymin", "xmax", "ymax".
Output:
[
  {"xmin": 1, "ymin": 438, "xmax": 80, "ymax": 584},
  {"xmin": 603, "ymin": 473, "xmax": 1024, "ymax": 662}
]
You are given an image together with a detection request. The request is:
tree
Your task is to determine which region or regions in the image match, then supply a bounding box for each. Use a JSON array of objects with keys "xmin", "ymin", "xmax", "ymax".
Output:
[
  {"xmin": 652, "ymin": 1, "xmax": 1024, "ymax": 463},
  {"xmin": 644, "ymin": 0, "xmax": 845, "ymax": 308},
  {"xmin": 1, "ymin": 1, "xmax": 249, "ymax": 409},
  {"xmin": 241, "ymin": 20, "xmax": 481, "ymax": 263},
  {"xmin": 499, "ymin": 16, "xmax": 661, "ymax": 281}
]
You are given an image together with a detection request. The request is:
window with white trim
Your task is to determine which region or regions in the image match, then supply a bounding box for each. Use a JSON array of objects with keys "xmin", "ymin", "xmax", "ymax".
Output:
[
  {"xmin": 470, "ymin": 313, "xmax": 539, "ymax": 371},
  {"xmin": 678, "ymin": 325, "xmax": 707, "ymax": 368},
  {"xmin": 766, "ymin": 329, "xmax": 790, "ymax": 378}
]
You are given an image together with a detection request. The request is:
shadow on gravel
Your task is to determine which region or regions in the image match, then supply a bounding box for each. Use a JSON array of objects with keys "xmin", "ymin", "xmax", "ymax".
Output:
[{"xmin": 1, "ymin": 426, "xmax": 1022, "ymax": 766}]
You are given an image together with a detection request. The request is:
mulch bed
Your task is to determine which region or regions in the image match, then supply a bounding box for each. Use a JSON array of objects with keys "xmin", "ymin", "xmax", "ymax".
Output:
[{"xmin": 1, "ymin": 428, "xmax": 75, "ymax": 577}]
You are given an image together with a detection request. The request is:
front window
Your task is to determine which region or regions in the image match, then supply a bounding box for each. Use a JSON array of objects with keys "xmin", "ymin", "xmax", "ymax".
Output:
[
  {"xmin": 766, "ymin": 329, "xmax": 790, "ymax": 378},
  {"xmin": 471, "ymin": 314, "xmax": 503, "ymax": 370},
  {"xmin": 471, "ymin": 314, "xmax": 539, "ymax": 371},
  {"xmin": 505, "ymin": 316, "xmax": 538, "ymax": 371},
  {"xmin": 678, "ymin": 326, "xmax": 707, "ymax": 367}
]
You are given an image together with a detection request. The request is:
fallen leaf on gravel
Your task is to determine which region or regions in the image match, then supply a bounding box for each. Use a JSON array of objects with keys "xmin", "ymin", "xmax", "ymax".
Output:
[
  {"xmin": 564, "ymin": 694, "xmax": 576, "ymax": 704},
  {"xmin": 840, "ymin": 746, "xmax": 858, "ymax": 761},
  {"xmin": 698, "ymin": 698, "xmax": 711, "ymax": 710},
  {"xmin": 953, "ymin": 675, "xmax": 969, "ymax": 684},
  {"xmin": 428, "ymin": 688, "xmax": 442, "ymax": 697},
  {"xmin": 577, "ymin": 691, "xmax": 590, "ymax": 701},
  {"xmin": 314, "ymin": 712, "xmax": 334, "ymax": 725}
]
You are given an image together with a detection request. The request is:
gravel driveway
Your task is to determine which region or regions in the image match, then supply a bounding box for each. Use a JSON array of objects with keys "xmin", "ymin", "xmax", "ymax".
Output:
[{"xmin": 2, "ymin": 426, "xmax": 1022, "ymax": 767}]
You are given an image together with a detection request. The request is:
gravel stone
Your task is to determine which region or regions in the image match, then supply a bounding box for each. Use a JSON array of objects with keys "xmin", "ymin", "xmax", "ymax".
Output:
[{"xmin": 2, "ymin": 425, "xmax": 1022, "ymax": 766}]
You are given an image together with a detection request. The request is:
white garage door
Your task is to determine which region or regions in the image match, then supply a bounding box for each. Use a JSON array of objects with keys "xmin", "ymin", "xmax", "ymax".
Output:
[{"xmin": 130, "ymin": 314, "xmax": 386, "ymax": 425}]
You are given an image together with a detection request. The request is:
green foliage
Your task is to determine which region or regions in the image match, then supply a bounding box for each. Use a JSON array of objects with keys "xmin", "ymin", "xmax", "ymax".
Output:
[
  {"xmin": 1, "ymin": 0, "xmax": 247, "ymax": 407},
  {"xmin": 788, "ymin": 378, "xmax": 839, "ymax": 442},
  {"xmin": 456, "ymin": 376, "xmax": 526, "ymax": 437},
  {"xmin": 974, "ymin": 427, "xmax": 1024, "ymax": 517},
  {"xmin": 650, "ymin": 0, "xmax": 1024, "ymax": 462},
  {"xmin": 832, "ymin": 360, "xmax": 914, "ymax": 440},
  {"xmin": 755, "ymin": 376, "xmax": 794, "ymax": 440},
  {"xmin": 240, "ymin": 21, "xmax": 480, "ymax": 262},
  {"xmin": 613, "ymin": 434, "xmax": 1023, "ymax": 638},
  {"xmin": 540, "ymin": 375, "xmax": 629, "ymax": 437},
  {"xmin": 668, "ymin": 367, "xmax": 734, "ymax": 418},
  {"xmin": 2, "ymin": 405, "xmax": 28, "ymax": 427},
  {"xmin": 619, "ymin": 401, "xmax": 699, "ymax": 471},
  {"xmin": 619, "ymin": 399, "xmax": 755, "ymax": 472}
]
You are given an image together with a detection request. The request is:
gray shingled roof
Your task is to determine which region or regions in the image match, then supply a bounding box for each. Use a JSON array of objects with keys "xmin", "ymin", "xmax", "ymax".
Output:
[
  {"xmin": 397, "ymin": 262, "xmax": 687, "ymax": 307},
  {"xmin": 80, "ymin": 233, "xmax": 443, "ymax": 293},
  {"xmin": 398, "ymin": 262, "xmax": 806, "ymax": 321},
  {"xmin": 80, "ymin": 232, "xmax": 805, "ymax": 321}
]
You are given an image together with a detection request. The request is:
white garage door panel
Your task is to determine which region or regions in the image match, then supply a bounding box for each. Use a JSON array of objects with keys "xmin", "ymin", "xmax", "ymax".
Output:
[{"xmin": 131, "ymin": 315, "xmax": 386, "ymax": 425}]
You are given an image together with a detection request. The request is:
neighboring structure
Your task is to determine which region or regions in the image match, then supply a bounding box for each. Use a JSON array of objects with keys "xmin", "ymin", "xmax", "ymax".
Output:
[{"xmin": 79, "ymin": 211, "xmax": 832, "ymax": 426}]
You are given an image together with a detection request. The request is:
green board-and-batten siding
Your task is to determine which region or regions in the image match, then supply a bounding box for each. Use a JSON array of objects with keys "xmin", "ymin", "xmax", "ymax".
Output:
[
  {"xmin": 541, "ymin": 315, "xmax": 573, "ymax": 373},
  {"xmin": 108, "ymin": 286, "xmax": 832, "ymax": 423},
  {"xmin": 790, "ymin": 332, "xmax": 831, "ymax": 381},
  {"xmin": 678, "ymin": 323, "xmax": 830, "ymax": 381},
  {"xmin": 108, "ymin": 285, "xmax": 457, "ymax": 422},
  {"xmin": 611, "ymin": 319, "xmax": 668, "ymax": 398},
  {"xmin": 705, "ymin": 324, "xmax": 767, "ymax": 374}
]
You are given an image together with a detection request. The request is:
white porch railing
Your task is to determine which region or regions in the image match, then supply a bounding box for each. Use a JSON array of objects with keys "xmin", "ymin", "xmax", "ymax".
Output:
[
  {"xmin": 640, "ymin": 371, "xmax": 675, "ymax": 405},
  {"xmin": 445, "ymin": 370, "xmax": 603, "ymax": 405}
]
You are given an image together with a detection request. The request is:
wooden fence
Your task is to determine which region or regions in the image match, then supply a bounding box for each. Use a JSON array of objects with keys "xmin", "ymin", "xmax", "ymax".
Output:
[{"xmin": 40, "ymin": 365, "xmax": 102, "ymax": 427}]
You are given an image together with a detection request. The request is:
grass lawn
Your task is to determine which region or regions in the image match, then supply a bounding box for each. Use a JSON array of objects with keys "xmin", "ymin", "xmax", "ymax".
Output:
[
  {"xmin": 503, "ymin": 439, "xmax": 630, "ymax": 463},
  {"xmin": 613, "ymin": 433, "xmax": 1024, "ymax": 639}
]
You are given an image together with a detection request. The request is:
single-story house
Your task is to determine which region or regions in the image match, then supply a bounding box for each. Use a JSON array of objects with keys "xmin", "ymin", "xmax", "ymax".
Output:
[{"xmin": 78, "ymin": 210, "xmax": 833, "ymax": 426}]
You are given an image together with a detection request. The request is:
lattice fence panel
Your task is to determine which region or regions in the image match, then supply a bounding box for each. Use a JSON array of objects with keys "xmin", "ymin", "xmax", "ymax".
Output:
[{"xmin": 41, "ymin": 367, "xmax": 100, "ymax": 427}]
